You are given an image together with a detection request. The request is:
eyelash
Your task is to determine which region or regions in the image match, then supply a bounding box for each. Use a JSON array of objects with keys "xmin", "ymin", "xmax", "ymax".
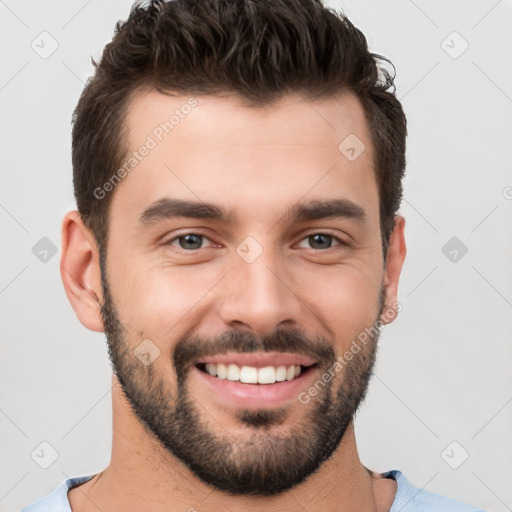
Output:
[{"xmin": 164, "ymin": 231, "xmax": 347, "ymax": 253}]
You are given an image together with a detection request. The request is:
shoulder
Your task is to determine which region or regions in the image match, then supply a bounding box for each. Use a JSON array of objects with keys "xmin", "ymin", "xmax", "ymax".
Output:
[
  {"xmin": 21, "ymin": 474, "xmax": 96, "ymax": 512},
  {"xmin": 386, "ymin": 470, "xmax": 487, "ymax": 512}
]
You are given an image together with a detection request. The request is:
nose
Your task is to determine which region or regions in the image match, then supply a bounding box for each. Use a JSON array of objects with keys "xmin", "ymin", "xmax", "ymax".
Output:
[{"xmin": 217, "ymin": 243, "xmax": 303, "ymax": 336}]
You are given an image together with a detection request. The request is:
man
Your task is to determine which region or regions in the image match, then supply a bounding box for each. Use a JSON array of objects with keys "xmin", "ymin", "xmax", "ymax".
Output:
[{"xmin": 22, "ymin": 0, "xmax": 485, "ymax": 510}]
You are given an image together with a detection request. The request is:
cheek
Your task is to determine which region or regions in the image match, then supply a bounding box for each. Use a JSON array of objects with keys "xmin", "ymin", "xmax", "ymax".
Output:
[
  {"xmin": 297, "ymin": 263, "xmax": 381, "ymax": 343},
  {"xmin": 116, "ymin": 263, "xmax": 217, "ymax": 340}
]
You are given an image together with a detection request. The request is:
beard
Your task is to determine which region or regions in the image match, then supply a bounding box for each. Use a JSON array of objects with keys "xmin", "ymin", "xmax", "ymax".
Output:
[{"xmin": 99, "ymin": 254, "xmax": 384, "ymax": 496}]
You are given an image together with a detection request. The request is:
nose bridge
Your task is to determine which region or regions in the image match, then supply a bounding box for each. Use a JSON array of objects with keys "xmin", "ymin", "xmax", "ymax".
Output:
[{"xmin": 217, "ymin": 236, "xmax": 302, "ymax": 334}]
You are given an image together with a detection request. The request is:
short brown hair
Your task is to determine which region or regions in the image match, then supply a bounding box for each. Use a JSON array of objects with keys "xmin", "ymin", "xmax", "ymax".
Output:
[{"xmin": 72, "ymin": 0, "xmax": 407, "ymax": 258}]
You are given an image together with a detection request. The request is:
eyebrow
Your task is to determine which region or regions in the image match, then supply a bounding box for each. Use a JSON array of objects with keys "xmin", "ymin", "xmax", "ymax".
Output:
[
  {"xmin": 287, "ymin": 198, "xmax": 367, "ymax": 224},
  {"xmin": 138, "ymin": 197, "xmax": 367, "ymax": 226}
]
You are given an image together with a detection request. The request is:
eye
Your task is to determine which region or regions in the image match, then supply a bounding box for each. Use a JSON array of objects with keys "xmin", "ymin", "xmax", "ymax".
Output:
[
  {"xmin": 296, "ymin": 232, "xmax": 346, "ymax": 251},
  {"xmin": 164, "ymin": 231, "xmax": 346, "ymax": 252},
  {"xmin": 165, "ymin": 233, "xmax": 215, "ymax": 251}
]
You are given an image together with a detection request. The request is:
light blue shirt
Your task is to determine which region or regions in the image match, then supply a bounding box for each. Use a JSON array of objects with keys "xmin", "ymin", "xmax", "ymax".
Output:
[{"xmin": 21, "ymin": 469, "xmax": 486, "ymax": 511}]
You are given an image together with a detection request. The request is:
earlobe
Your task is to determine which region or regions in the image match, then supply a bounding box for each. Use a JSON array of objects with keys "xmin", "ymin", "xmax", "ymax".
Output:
[
  {"xmin": 60, "ymin": 210, "xmax": 105, "ymax": 332},
  {"xmin": 380, "ymin": 215, "xmax": 406, "ymax": 325}
]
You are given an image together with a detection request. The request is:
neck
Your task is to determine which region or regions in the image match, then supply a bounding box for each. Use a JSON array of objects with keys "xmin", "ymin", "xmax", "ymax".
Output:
[{"xmin": 69, "ymin": 375, "xmax": 386, "ymax": 512}]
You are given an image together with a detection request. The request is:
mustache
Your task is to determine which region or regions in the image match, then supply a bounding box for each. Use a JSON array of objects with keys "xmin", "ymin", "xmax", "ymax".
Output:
[{"xmin": 173, "ymin": 327, "xmax": 336, "ymax": 375}]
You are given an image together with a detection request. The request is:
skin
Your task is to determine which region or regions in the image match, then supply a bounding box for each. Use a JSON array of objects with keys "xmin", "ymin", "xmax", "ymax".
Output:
[{"xmin": 61, "ymin": 89, "xmax": 406, "ymax": 512}]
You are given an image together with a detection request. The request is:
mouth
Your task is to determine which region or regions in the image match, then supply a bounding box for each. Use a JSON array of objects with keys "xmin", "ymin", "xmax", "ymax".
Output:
[
  {"xmin": 190, "ymin": 352, "xmax": 320, "ymax": 408},
  {"xmin": 195, "ymin": 362, "xmax": 317, "ymax": 384}
]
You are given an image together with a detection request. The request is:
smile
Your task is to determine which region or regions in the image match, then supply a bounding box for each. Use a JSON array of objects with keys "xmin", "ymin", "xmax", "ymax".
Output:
[
  {"xmin": 197, "ymin": 363, "xmax": 318, "ymax": 384},
  {"xmin": 191, "ymin": 352, "xmax": 320, "ymax": 408},
  {"xmin": 197, "ymin": 362, "xmax": 313, "ymax": 384}
]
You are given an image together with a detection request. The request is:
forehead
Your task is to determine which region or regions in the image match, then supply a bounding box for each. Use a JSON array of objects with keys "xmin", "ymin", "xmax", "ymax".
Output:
[
  {"xmin": 109, "ymin": 89, "xmax": 378, "ymax": 230},
  {"xmin": 124, "ymin": 88, "xmax": 373, "ymax": 156}
]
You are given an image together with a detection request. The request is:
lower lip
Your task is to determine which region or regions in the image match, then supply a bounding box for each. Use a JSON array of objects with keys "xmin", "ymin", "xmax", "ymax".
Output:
[{"xmin": 191, "ymin": 365, "xmax": 318, "ymax": 408}]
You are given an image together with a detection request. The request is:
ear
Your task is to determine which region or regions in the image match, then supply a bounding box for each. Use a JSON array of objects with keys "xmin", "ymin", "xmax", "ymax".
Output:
[
  {"xmin": 60, "ymin": 210, "xmax": 104, "ymax": 332},
  {"xmin": 380, "ymin": 215, "xmax": 406, "ymax": 325}
]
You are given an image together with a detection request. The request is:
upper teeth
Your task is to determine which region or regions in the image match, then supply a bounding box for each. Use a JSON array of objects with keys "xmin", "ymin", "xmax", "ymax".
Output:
[{"xmin": 204, "ymin": 363, "xmax": 301, "ymax": 384}]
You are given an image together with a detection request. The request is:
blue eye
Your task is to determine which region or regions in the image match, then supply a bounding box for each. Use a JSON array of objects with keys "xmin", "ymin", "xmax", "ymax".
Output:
[
  {"xmin": 167, "ymin": 233, "xmax": 214, "ymax": 250},
  {"xmin": 165, "ymin": 232, "xmax": 345, "ymax": 252},
  {"xmin": 297, "ymin": 233, "xmax": 344, "ymax": 250}
]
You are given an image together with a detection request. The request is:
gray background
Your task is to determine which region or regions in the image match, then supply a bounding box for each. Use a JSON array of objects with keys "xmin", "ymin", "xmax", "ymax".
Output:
[{"xmin": 1, "ymin": 1, "xmax": 511, "ymax": 511}]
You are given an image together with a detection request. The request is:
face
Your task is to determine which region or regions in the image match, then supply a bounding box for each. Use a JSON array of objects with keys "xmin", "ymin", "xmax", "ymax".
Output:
[{"xmin": 99, "ymin": 90, "xmax": 394, "ymax": 495}]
